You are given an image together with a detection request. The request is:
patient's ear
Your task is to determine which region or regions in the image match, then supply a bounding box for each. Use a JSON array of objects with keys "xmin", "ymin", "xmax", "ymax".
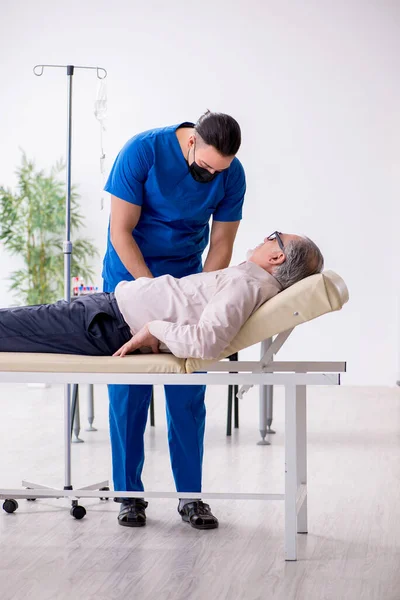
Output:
[{"xmin": 268, "ymin": 251, "xmax": 285, "ymax": 266}]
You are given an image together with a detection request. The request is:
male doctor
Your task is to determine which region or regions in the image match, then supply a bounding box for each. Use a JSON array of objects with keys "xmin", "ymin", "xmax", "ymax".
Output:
[{"xmin": 102, "ymin": 111, "xmax": 245, "ymax": 529}]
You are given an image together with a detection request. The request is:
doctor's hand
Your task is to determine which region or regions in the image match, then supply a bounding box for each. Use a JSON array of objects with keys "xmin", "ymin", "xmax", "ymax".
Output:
[{"xmin": 113, "ymin": 325, "xmax": 160, "ymax": 357}]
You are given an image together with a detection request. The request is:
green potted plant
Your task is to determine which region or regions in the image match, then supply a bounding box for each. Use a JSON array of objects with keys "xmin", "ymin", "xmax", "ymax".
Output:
[{"xmin": 0, "ymin": 152, "xmax": 98, "ymax": 305}]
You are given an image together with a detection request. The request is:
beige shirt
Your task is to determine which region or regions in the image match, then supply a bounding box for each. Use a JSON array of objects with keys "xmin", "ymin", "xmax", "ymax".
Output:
[{"xmin": 115, "ymin": 262, "xmax": 282, "ymax": 360}]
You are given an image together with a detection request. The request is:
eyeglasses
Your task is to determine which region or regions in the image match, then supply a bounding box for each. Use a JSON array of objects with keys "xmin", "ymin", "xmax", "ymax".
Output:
[{"xmin": 267, "ymin": 231, "xmax": 285, "ymax": 252}]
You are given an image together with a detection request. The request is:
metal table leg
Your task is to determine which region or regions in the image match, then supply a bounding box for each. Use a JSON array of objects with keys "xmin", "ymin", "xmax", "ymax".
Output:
[{"xmin": 284, "ymin": 384, "xmax": 298, "ymax": 560}]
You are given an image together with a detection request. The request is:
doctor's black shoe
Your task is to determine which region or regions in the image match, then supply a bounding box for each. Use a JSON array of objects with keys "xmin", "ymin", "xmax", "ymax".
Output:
[
  {"xmin": 117, "ymin": 498, "xmax": 148, "ymax": 527},
  {"xmin": 178, "ymin": 500, "xmax": 219, "ymax": 530}
]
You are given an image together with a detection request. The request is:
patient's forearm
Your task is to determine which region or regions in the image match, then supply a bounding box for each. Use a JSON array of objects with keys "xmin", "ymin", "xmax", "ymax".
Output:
[
  {"xmin": 112, "ymin": 232, "xmax": 153, "ymax": 279},
  {"xmin": 148, "ymin": 321, "xmax": 226, "ymax": 359}
]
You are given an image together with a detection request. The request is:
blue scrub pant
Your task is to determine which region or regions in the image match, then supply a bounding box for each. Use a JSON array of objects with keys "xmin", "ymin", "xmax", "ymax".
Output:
[{"xmin": 104, "ymin": 276, "xmax": 206, "ymax": 494}]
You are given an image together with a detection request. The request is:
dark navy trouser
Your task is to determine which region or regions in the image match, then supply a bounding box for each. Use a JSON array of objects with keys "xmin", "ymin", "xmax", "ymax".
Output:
[{"xmin": 0, "ymin": 293, "xmax": 131, "ymax": 356}]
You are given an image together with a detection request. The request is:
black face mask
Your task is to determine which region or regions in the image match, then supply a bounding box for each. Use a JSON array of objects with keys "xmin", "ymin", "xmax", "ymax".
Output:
[{"xmin": 187, "ymin": 143, "xmax": 219, "ymax": 184}]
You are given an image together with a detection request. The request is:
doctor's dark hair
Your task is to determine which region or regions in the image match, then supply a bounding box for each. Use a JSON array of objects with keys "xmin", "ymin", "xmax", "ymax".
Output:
[{"xmin": 195, "ymin": 111, "xmax": 241, "ymax": 157}]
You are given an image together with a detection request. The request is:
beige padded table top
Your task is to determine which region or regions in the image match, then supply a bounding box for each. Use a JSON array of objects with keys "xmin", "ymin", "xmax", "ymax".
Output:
[
  {"xmin": 0, "ymin": 270, "xmax": 348, "ymax": 375},
  {"xmin": 0, "ymin": 352, "xmax": 186, "ymax": 374}
]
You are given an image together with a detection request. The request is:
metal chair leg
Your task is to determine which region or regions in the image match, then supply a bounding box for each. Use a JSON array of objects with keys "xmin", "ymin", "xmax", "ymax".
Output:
[
  {"xmin": 234, "ymin": 385, "xmax": 239, "ymax": 428},
  {"xmin": 150, "ymin": 388, "xmax": 155, "ymax": 426},
  {"xmin": 226, "ymin": 384, "xmax": 233, "ymax": 436},
  {"xmin": 227, "ymin": 353, "xmax": 239, "ymax": 434},
  {"xmin": 70, "ymin": 384, "xmax": 78, "ymax": 436},
  {"xmin": 71, "ymin": 384, "xmax": 84, "ymax": 443},
  {"xmin": 85, "ymin": 383, "xmax": 97, "ymax": 431}
]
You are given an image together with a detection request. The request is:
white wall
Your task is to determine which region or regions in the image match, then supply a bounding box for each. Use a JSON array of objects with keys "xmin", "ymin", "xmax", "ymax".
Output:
[{"xmin": 1, "ymin": 0, "xmax": 399, "ymax": 384}]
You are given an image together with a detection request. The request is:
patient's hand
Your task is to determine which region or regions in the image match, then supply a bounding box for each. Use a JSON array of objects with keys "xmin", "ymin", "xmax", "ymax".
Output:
[{"xmin": 113, "ymin": 325, "xmax": 160, "ymax": 357}]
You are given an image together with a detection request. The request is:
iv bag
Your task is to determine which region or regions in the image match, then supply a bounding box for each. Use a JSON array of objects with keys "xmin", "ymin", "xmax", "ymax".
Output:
[
  {"xmin": 94, "ymin": 79, "xmax": 107, "ymax": 126},
  {"xmin": 94, "ymin": 78, "xmax": 107, "ymax": 208}
]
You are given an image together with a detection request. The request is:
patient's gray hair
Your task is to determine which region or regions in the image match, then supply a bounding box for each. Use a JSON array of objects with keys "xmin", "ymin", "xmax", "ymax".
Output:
[{"xmin": 274, "ymin": 237, "xmax": 324, "ymax": 289}]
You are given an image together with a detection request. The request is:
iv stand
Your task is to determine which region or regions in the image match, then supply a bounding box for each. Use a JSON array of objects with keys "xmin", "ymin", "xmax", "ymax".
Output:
[{"xmin": 22, "ymin": 64, "xmax": 109, "ymax": 519}]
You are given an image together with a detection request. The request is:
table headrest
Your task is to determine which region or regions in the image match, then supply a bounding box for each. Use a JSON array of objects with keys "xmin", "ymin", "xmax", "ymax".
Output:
[{"xmin": 185, "ymin": 270, "xmax": 349, "ymax": 373}]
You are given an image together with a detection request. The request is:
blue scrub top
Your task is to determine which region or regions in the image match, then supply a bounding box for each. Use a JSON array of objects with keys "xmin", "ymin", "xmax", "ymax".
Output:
[{"xmin": 102, "ymin": 123, "xmax": 246, "ymax": 283}]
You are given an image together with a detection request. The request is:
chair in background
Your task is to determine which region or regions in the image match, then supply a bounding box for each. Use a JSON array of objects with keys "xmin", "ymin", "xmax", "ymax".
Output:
[{"xmin": 149, "ymin": 353, "xmax": 239, "ymax": 436}]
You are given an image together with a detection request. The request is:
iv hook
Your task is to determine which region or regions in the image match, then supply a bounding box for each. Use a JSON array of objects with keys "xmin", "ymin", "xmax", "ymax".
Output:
[{"xmin": 33, "ymin": 65, "xmax": 107, "ymax": 79}]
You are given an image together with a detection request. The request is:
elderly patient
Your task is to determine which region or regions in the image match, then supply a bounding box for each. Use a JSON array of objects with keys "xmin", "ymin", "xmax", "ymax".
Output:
[
  {"xmin": 0, "ymin": 232, "xmax": 323, "ymax": 360},
  {"xmin": 0, "ymin": 231, "xmax": 323, "ymax": 530}
]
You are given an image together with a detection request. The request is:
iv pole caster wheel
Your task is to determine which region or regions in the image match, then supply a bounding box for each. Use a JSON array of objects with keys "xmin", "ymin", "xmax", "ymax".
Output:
[
  {"xmin": 70, "ymin": 501, "xmax": 86, "ymax": 520},
  {"xmin": 99, "ymin": 486, "xmax": 110, "ymax": 501},
  {"xmin": 3, "ymin": 499, "xmax": 18, "ymax": 514}
]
